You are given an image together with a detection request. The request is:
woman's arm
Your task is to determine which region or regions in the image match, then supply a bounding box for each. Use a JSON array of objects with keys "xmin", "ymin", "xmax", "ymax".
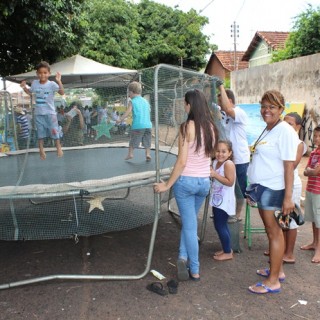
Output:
[
  {"xmin": 282, "ymin": 160, "xmax": 295, "ymax": 215},
  {"xmin": 211, "ymin": 161, "xmax": 235, "ymax": 187}
]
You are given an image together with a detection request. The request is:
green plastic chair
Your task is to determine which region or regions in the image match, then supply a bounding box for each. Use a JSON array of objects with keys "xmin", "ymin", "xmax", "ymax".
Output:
[{"xmin": 243, "ymin": 201, "xmax": 265, "ymax": 249}]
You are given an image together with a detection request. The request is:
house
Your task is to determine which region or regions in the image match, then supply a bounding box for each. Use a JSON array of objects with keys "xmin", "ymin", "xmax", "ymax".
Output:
[
  {"xmin": 242, "ymin": 31, "xmax": 290, "ymax": 67},
  {"xmin": 205, "ymin": 50, "xmax": 248, "ymax": 80}
]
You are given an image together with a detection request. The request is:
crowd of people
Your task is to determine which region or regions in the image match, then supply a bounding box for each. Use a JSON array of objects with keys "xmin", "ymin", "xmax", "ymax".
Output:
[
  {"xmin": 154, "ymin": 82, "xmax": 319, "ymax": 295},
  {"xmin": 15, "ymin": 60, "xmax": 319, "ymax": 294}
]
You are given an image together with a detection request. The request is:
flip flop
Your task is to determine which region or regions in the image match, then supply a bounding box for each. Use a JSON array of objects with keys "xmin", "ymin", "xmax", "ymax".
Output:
[
  {"xmin": 146, "ymin": 282, "xmax": 168, "ymax": 296},
  {"xmin": 146, "ymin": 156, "xmax": 152, "ymax": 162},
  {"xmin": 248, "ymin": 282, "xmax": 281, "ymax": 294},
  {"xmin": 256, "ymin": 268, "xmax": 285, "ymax": 282},
  {"xmin": 167, "ymin": 279, "xmax": 178, "ymax": 294}
]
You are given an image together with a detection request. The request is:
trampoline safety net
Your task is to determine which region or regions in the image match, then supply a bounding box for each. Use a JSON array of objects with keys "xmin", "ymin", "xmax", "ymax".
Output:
[{"xmin": 0, "ymin": 64, "xmax": 219, "ymax": 241}]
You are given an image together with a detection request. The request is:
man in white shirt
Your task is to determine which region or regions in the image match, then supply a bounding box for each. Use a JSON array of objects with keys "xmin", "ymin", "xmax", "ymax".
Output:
[{"xmin": 217, "ymin": 84, "xmax": 250, "ymax": 221}]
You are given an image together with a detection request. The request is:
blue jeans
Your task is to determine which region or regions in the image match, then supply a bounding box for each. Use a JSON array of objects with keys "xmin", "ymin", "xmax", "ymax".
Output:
[
  {"xmin": 212, "ymin": 207, "xmax": 231, "ymax": 253},
  {"xmin": 173, "ymin": 176, "xmax": 210, "ymax": 275},
  {"xmin": 235, "ymin": 162, "xmax": 249, "ymax": 198}
]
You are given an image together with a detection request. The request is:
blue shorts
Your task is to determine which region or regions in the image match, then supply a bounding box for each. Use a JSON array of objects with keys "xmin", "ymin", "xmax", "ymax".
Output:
[
  {"xmin": 36, "ymin": 114, "xmax": 60, "ymax": 140},
  {"xmin": 246, "ymin": 184, "xmax": 284, "ymax": 211}
]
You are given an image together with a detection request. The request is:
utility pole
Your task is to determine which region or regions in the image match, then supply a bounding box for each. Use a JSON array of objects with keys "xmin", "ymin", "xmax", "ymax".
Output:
[{"xmin": 230, "ymin": 21, "xmax": 239, "ymax": 70}]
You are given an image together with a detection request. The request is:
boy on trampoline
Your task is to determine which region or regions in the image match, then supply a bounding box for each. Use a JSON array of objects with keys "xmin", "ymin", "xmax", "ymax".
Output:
[
  {"xmin": 20, "ymin": 61, "xmax": 64, "ymax": 160},
  {"xmin": 116, "ymin": 81, "xmax": 152, "ymax": 161}
]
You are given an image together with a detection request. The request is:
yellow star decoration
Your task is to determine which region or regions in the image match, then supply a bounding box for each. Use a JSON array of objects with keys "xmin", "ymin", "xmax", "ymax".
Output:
[
  {"xmin": 92, "ymin": 121, "xmax": 113, "ymax": 140},
  {"xmin": 87, "ymin": 195, "xmax": 106, "ymax": 213}
]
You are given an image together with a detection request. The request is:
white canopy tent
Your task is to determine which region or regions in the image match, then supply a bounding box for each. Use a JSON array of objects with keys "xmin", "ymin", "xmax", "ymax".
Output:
[{"xmin": 6, "ymin": 55, "xmax": 138, "ymax": 88}]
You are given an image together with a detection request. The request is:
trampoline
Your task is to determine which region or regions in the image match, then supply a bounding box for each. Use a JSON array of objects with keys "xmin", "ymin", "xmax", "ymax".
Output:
[
  {"xmin": 0, "ymin": 144, "xmax": 176, "ymax": 199},
  {"xmin": 0, "ymin": 63, "xmax": 219, "ymax": 289}
]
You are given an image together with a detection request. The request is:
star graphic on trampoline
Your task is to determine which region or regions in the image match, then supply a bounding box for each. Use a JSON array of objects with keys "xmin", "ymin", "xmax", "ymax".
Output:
[
  {"xmin": 87, "ymin": 196, "xmax": 106, "ymax": 213},
  {"xmin": 92, "ymin": 122, "xmax": 113, "ymax": 140}
]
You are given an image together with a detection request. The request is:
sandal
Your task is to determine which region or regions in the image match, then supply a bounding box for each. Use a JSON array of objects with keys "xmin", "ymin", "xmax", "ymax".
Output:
[
  {"xmin": 146, "ymin": 282, "xmax": 168, "ymax": 296},
  {"xmin": 167, "ymin": 279, "xmax": 178, "ymax": 294}
]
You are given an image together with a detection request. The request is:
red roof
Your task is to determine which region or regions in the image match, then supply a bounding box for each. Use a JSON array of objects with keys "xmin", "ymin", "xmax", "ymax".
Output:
[
  {"xmin": 242, "ymin": 31, "xmax": 290, "ymax": 61},
  {"xmin": 206, "ymin": 50, "xmax": 248, "ymax": 72}
]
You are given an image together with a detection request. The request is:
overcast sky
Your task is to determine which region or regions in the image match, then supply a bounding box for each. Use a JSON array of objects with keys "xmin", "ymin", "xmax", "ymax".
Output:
[{"xmin": 136, "ymin": 0, "xmax": 319, "ymax": 51}]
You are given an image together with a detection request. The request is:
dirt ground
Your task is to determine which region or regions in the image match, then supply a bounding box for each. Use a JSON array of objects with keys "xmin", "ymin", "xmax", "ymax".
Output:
[{"xmin": 0, "ymin": 156, "xmax": 320, "ymax": 320}]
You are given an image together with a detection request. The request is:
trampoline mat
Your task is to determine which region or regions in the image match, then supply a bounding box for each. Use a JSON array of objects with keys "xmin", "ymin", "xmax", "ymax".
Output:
[{"xmin": 0, "ymin": 146, "xmax": 177, "ymax": 187}]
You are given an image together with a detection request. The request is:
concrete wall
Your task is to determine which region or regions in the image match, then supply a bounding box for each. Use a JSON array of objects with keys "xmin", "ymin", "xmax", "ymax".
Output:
[{"xmin": 231, "ymin": 52, "xmax": 320, "ymax": 148}]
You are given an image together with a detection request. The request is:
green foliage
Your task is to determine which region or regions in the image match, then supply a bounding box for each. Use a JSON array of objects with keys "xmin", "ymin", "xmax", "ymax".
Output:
[
  {"xmin": 272, "ymin": 5, "xmax": 320, "ymax": 62},
  {"xmin": 136, "ymin": 0, "xmax": 211, "ymax": 69},
  {"xmin": 80, "ymin": 0, "xmax": 213, "ymax": 70},
  {"xmin": 80, "ymin": 0, "xmax": 141, "ymax": 69},
  {"xmin": 0, "ymin": 0, "xmax": 88, "ymax": 76},
  {"xmin": 0, "ymin": 0, "xmax": 215, "ymax": 76}
]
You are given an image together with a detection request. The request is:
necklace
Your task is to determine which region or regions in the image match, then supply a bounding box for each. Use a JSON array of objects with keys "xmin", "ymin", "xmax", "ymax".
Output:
[{"xmin": 250, "ymin": 119, "xmax": 281, "ymax": 161}]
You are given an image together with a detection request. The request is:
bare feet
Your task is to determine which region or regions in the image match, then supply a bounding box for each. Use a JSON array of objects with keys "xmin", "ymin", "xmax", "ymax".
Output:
[
  {"xmin": 263, "ymin": 250, "xmax": 270, "ymax": 256},
  {"xmin": 300, "ymin": 244, "xmax": 315, "ymax": 250},
  {"xmin": 213, "ymin": 252, "xmax": 233, "ymax": 261},
  {"xmin": 57, "ymin": 148, "xmax": 63, "ymax": 157},
  {"xmin": 213, "ymin": 250, "xmax": 224, "ymax": 256},
  {"xmin": 311, "ymin": 251, "xmax": 320, "ymax": 263},
  {"xmin": 125, "ymin": 155, "xmax": 133, "ymax": 160},
  {"xmin": 40, "ymin": 150, "xmax": 46, "ymax": 160},
  {"xmin": 283, "ymin": 255, "xmax": 295, "ymax": 264},
  {"xmin": 146, "ymin": 156, "xmax": 152, "ymax": 162}
]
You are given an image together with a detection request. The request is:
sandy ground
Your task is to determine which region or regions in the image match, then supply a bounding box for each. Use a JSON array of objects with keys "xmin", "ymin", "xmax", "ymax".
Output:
[{"xmin": 0, "ymin": 156, "xmax": 320, "ymax": 320}]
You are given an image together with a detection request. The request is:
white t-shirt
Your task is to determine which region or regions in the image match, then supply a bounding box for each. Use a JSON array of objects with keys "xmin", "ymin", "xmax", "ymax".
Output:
[
  {"xmin": 293, "ymin": 140, "xmax": 307, "ymax": 187},
  {"xmin": 221, "ymin": 106, "xmax": 250, "ymax": 165},
  {"xmin": 248, "ymin": 121, "xmax": 300, "ymax": 190},
  {"xmin": 30, "ymin": 80, "xmax": 59, "ymax": 115},
  {"xmin": 209, "ymin": 159, "xmax": 236, "ymax": 215}
]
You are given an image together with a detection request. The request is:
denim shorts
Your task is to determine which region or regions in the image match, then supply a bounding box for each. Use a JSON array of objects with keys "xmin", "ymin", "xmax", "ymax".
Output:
[
  {"xmin": 36, "ymin": 114, "xmax": 60, "ymax": 140},
  {"xmin": 246, "ymin": 183, "xmax": 285, "ymax": 211}
]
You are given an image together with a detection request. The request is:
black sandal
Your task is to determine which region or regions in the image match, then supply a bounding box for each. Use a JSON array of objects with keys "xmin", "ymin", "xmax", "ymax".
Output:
[
  {"xmin": 167, "ymin": 279, "xmax": 178, "ymax": 294},
  {"xmin": 146, "ymin": 282, "xmax": 168, "ymax": 296}
]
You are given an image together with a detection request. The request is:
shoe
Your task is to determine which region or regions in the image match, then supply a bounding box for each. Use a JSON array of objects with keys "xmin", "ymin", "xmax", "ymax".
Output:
[
  {"xmin": 167, "ymin": 279, "xmax": 178, "ymax": 294},
  {"xmin": 177, "ymin": 259, "xmax": 189, "ymax": 281},
  {"xmin": 248, "ymin": 282, "xmax": 281, "ymax": 294},
  {"xmin": 189, "ymin": 271, "xmax": 200, "ymax": 282},
  {"xmin": 256, "ymin": 268, "xmax": 285, "ymax": 282},
  {"xmin": 146, "ymin": 282, "xmax": 168, "ymax": 296}
]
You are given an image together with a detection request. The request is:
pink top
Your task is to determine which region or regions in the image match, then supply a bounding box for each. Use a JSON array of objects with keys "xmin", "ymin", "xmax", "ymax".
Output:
[
  {"xmin": 306, "ymin": 148, "xmax": 320, "ymax": 194},
  {"xmin": 182, "ymin": 136, "xmax": 212, "ymax": 178}
]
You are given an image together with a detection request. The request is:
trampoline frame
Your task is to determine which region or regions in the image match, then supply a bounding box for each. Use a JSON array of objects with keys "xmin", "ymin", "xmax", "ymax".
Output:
[{"xmin": 0, "ymin": 64, "xmax": 214, "ymax": 290}]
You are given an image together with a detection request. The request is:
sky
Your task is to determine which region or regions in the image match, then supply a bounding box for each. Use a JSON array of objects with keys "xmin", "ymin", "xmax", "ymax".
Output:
[{"xmin": 136, "ymin": 0, "xmax": 320, "ymax": 51}]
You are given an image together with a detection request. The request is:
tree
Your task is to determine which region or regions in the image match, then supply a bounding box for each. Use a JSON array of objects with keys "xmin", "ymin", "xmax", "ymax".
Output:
[
  {"xmin": 80, "ymin": 0, "xmax": 141, "ymax": 69},
  {"xmin": 80, "ymin": 0, "xmax": 213, "ymax": 70},
  {"xmin": 272, "ymin": 5, "xmax": 320, "ymax": 62},
  {"xmin": 136, "ymin": 0, "xmax": 212, "ymax": 70},
  {"xmin": 0, "ymin": 0, "xmax": 88, "ymax": 76}
]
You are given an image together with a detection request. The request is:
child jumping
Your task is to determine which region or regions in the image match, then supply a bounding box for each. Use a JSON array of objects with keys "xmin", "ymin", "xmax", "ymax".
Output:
[
  {"xmin": 21, "ymin": 61, "xmax": 64, "ymax": 160},
  {"xmin": 210, "ymin": 140, "xmax": 236, "ymax": 261},
  {"xmin": 116, "ymin": 81, "xmax": 152, "ymax": 161},
  {"xmin": 301, "ymin": 125, "xmax": 320, "ymax": 263}
]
